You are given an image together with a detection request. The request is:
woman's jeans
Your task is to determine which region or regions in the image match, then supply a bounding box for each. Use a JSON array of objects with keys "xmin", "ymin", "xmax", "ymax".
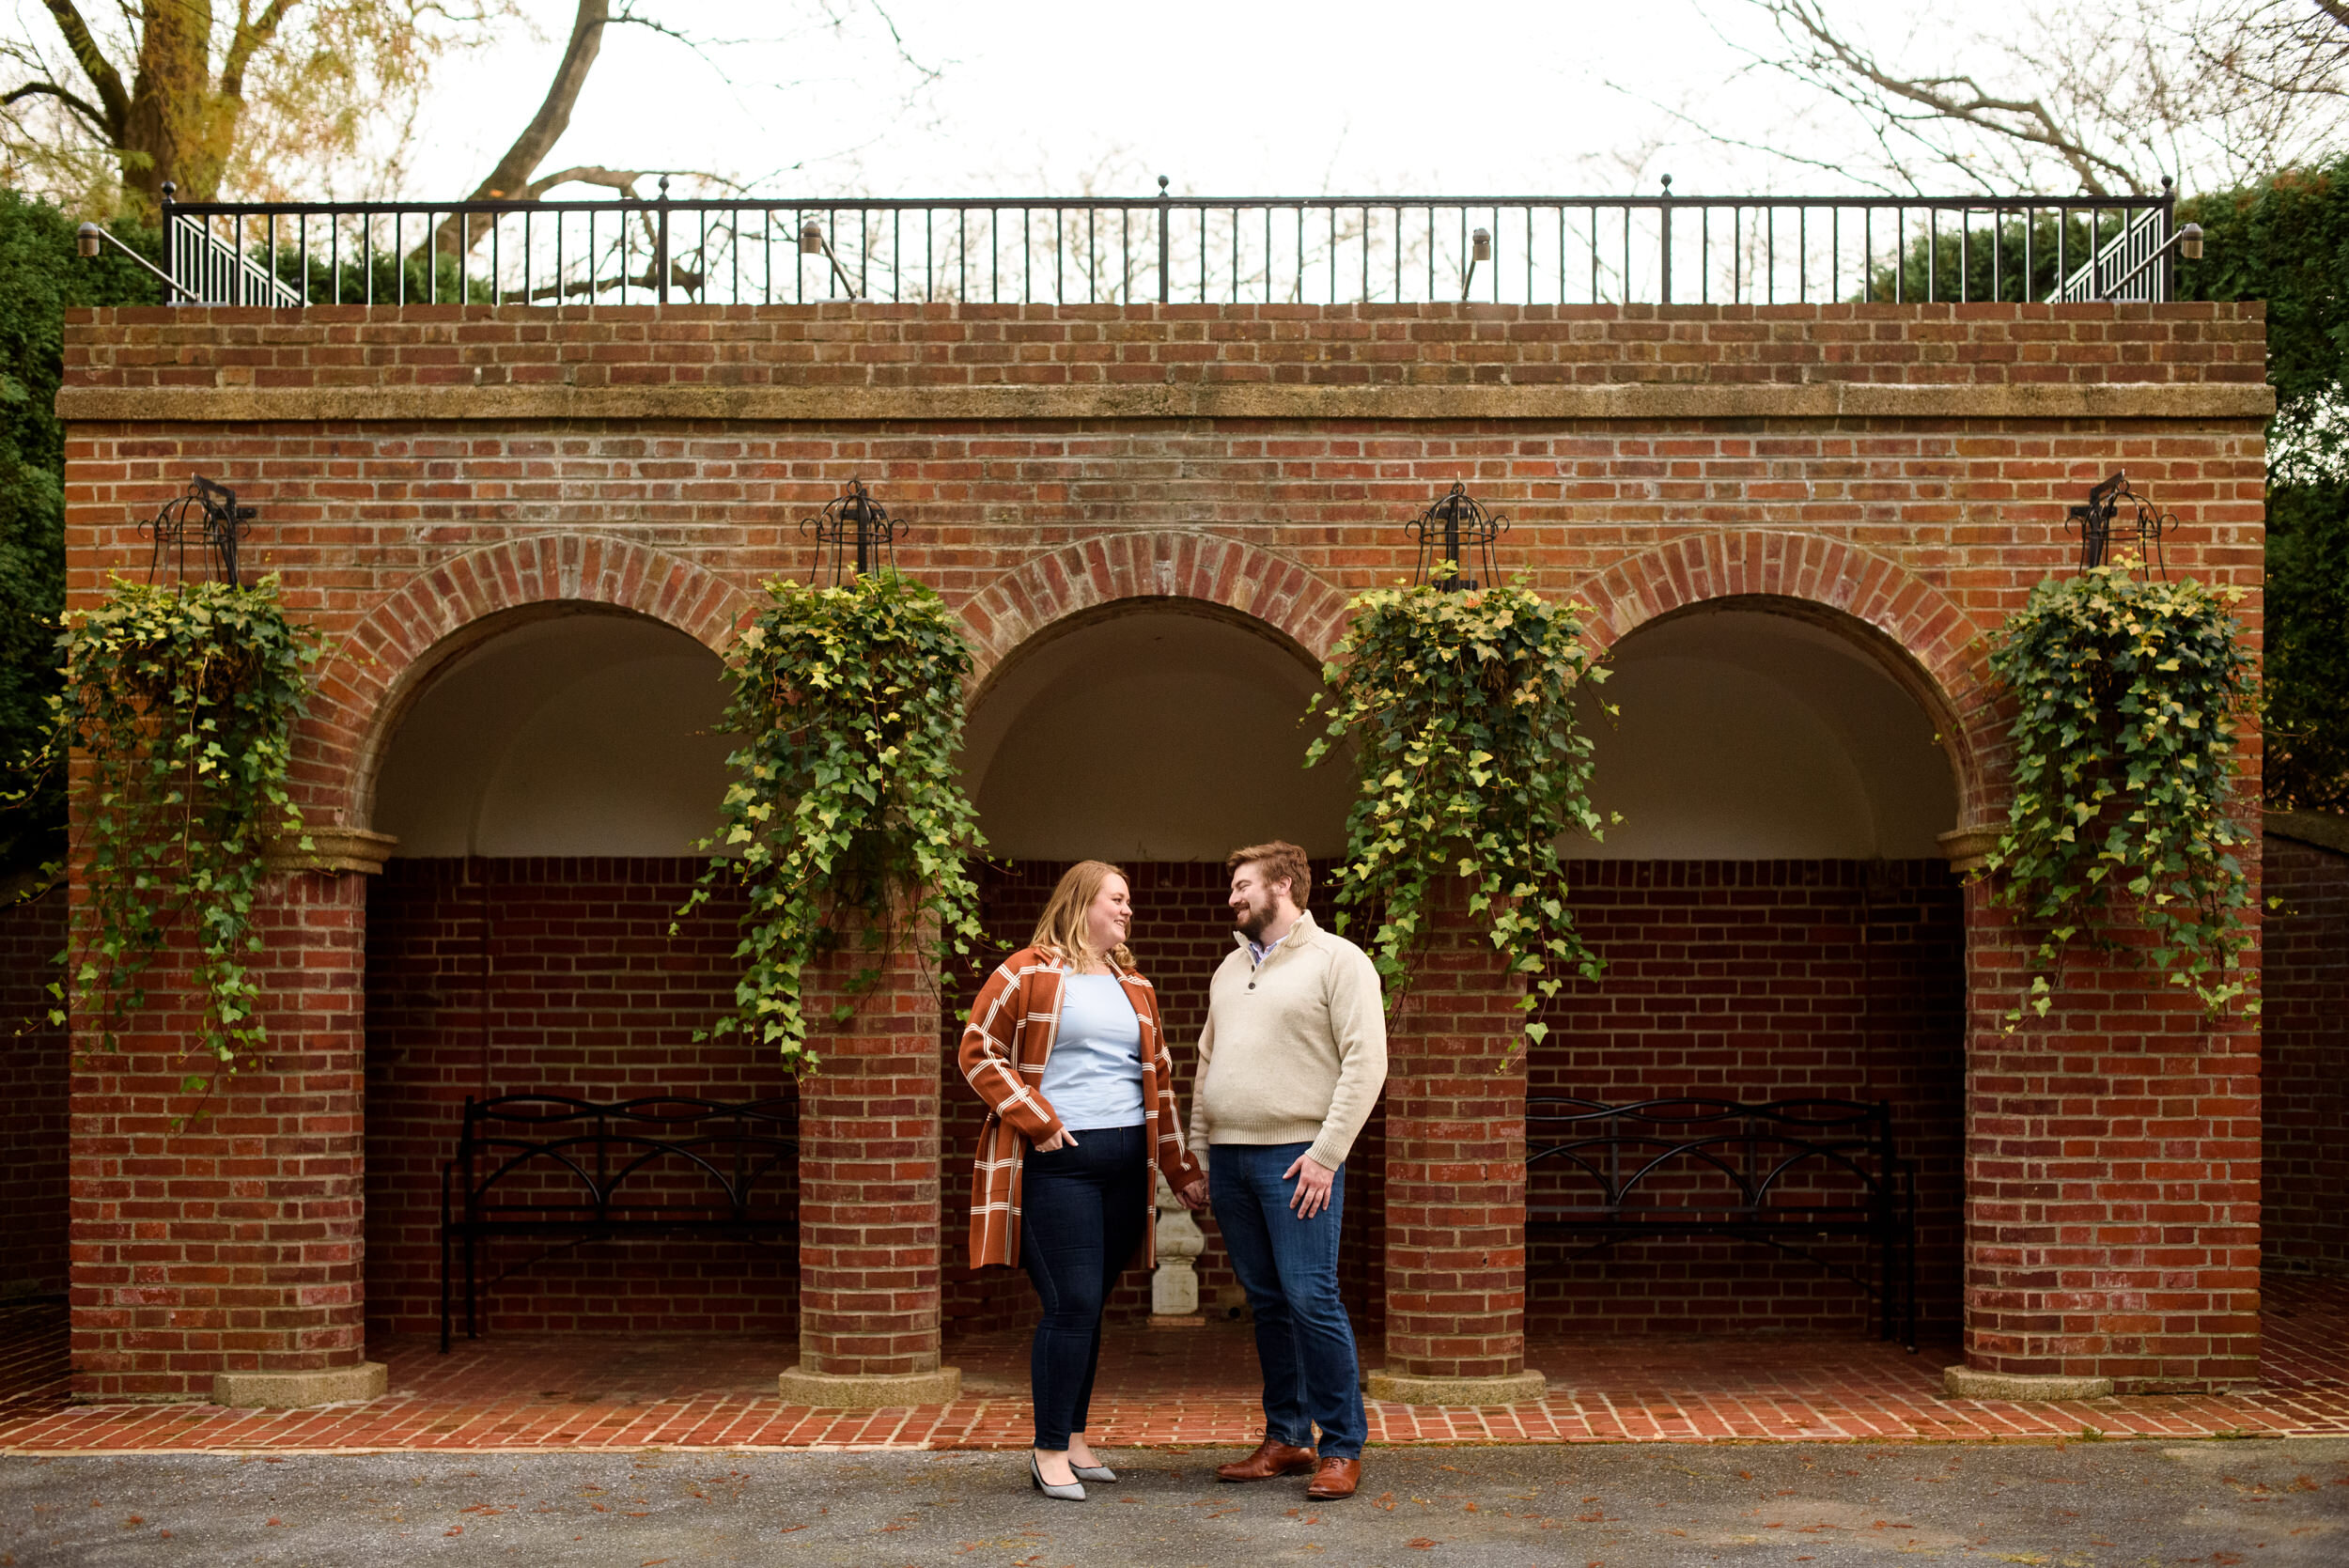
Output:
[
  {"xmin": 1208, "ymin": 1141, "xmax": 1367, "ymax": 1461},
  {"xmin": 1019, "ymin": 1123, "xmax": 1147, "ymax": 1450}
]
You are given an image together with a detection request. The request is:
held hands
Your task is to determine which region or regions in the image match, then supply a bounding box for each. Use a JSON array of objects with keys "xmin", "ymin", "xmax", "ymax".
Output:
[
  {"xmin": 1176, "ymin": 1177, "xmax": 1209, "ymax": 1211},
  {"xmin": 1283, "ymin": 1152, "xmax": 1336, "ymax": 1219}
]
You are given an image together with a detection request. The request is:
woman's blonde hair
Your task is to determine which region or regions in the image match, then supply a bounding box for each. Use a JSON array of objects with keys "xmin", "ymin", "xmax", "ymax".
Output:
[{"xmin": 1031, "ymin": 860, "xmax": 1136, "ymax": 972}]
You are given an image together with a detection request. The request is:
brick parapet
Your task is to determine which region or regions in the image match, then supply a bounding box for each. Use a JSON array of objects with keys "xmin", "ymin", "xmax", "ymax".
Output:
[{"xmin": 60, "ymin": 302, "xmax": 2273, "ymax": 391}]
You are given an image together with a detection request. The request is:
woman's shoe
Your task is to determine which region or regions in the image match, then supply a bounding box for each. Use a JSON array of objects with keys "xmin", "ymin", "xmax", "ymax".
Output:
[
  {"xmin": 1030, "ymin": 1452, "xmax": 1086, "ymax": 1500},
  {"xmin": 1070, "ymin": 1462, "xmax": 1117, "ymax": 1484}
]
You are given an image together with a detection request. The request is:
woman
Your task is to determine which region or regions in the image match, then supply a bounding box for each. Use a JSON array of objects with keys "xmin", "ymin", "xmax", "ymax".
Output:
[{"xmin": 958, "ymin": 862, "xmax": 1207, "ymax": 1500}]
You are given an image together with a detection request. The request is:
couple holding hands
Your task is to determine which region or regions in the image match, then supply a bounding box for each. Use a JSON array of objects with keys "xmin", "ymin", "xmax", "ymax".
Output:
[{"xmin": 957, "ymin": 841, "xmax": 1387, "ymax": 1503}]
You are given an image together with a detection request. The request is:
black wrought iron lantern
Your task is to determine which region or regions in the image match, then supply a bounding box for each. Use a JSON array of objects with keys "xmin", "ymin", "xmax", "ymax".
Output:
[
  {"xmin": 1407, "ymin": 481, "xmax": 1509, "ymax": 592},
  {"xmin": 2065, "ymin": 470, "xmax": 2173, "ymax": 580},
  {"xmin": 143, "ymin": 475, "xmax": 255, "ymax": 587},
  {"xmin": 801, "ymin": 477, "xmax": 906, "ymax": 584}
]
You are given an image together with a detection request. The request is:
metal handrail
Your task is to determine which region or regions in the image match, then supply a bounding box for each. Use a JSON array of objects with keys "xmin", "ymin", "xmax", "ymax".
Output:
[{"xmin": 146, "ymin": 179, "xmax": 2181, "ymax": 310}]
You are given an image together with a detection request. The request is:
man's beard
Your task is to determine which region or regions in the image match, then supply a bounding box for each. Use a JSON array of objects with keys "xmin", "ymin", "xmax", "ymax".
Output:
[{"xmin": 1233, "ymin": 895, "xmax": 1272, "ymax": 939}]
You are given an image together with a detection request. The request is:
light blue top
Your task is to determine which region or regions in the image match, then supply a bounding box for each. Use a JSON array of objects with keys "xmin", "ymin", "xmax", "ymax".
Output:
[{"xmin": 1041, "ymin": 972, "xmax": 1145, "ymax": 1131}]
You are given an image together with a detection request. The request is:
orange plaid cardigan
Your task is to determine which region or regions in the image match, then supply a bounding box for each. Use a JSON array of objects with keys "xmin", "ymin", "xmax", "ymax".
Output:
[{"xmin": 957, "ymin": 947, "xmax": 1204, "ymax": 1270}]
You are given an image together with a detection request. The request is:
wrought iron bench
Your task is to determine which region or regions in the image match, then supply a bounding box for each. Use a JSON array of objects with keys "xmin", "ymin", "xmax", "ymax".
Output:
[
  {"xmin": 439, "ymin": 1094, "xmax": 798, "ymax": 1352},
  {"xmin": 1526, "ymin": 1096, "xmax": 1917, "ymax": 1350}
]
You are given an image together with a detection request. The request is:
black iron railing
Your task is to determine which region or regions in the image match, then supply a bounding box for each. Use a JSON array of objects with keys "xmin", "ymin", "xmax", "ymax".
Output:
[{"xmin": 157, "ymin": 178, "xmax": 2185, "ymax": 311}]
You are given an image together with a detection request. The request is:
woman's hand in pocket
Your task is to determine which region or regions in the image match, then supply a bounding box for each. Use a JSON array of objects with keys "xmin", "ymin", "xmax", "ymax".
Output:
[{"xmin": 1034, "ymin": 1126, "xmax": 1080, "ymax": 1153}]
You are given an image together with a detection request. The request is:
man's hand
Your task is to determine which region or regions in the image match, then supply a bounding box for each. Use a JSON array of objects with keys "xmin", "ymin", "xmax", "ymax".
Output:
[
  {"xmin": 1283, "ymin": 1152, "xmax": 1336, "ymax": 1219},
  {"xmin": 1177, "ymin": 1177, "xmax": 1209, "ymax": 1211}
]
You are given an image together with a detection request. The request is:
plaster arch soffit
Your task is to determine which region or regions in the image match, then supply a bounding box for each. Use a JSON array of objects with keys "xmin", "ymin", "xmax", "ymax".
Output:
[
  {"xmin": 322, "ymin": 534, "xmax": 755, "ymax": 830},
  {"xmin": 1574, "ymin": 531, "xmax": 1991, "ymax": 807},
  {"xmin": 960, "ymin": 531, "xmax": 1350, "ymax": 694}
]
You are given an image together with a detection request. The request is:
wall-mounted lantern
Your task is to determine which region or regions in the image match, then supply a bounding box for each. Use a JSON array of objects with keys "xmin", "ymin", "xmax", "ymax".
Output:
[
  {"xmin": 2065, "ymin": 469, "xmax": 2172, "ymax": 579},
  {"xmin": 1460, "ymin": 226, "xmax": 1492, "ymax": 302},
  {"xmin": 801, "ymin": 477, "xmax": 905, "ymax": 584},
  {"xmin": 1407, "ymin": 481, "xmax": 1509, "ymax": 592},
  {"xmin": 143, "ymin": 475, "xmax": 255, "ymax": 587}
]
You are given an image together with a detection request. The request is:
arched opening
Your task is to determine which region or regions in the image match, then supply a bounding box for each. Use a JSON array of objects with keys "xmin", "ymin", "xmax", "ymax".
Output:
[
  {"xmin": 361, "ymin": 609, "xmax": 797, "ymax": 1352},
  {"xmin": 942, "ymin": 604, "xmax": 1379, "ymax": 1341},
  {"xmin": 1532, "ymin": 601, "xmax": 1968, "ymax": 1342}
]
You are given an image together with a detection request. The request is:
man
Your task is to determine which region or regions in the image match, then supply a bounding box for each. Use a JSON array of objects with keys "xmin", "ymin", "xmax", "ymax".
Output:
[{"xmin": 1187, "ymin": 841, "xmax": 1387, "ymax": 1501}]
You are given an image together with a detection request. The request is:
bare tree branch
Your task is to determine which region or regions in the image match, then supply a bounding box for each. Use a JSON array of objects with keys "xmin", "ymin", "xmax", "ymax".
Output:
[
  {"xmin": 463, "ymin": 0, "xmax": 608, "ymax": 202},
  {"xmin": 37, "ymin": 0, "xmax": 127, "ymax": 135},
  {"xmin": 221, "ymin": 1, "xmax": 299, "ymax": 101},
  {"xmin": 4, "ymin": 77, "xmax": 112, "ymax": 137}
]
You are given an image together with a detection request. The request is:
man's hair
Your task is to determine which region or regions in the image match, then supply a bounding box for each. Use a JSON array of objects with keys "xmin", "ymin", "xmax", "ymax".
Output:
[{"xmin": 1226, "ymin": 841, "xmax": 1312, "ymax": 908}]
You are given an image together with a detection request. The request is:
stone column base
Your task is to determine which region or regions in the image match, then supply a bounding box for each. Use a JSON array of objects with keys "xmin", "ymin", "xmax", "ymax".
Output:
[
  {"xmin": 212, "ymin": 1361, "xmax": 388, "ymax": 1409},
  {"xmin": 777, "ymin": 1365, "xmax": 962, "ymax": 1410},
  {"xmin": 1367, "ymin": 1369, "xmax": 1548, "ymax": 1407},
  {"xmin": 1942, "ymin": 1365, "xmax": 2114, "ymax": 1401}
]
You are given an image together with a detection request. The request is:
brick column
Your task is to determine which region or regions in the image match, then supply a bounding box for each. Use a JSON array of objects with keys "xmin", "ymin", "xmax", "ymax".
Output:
[
  {"xmin": 1948, "ymin": 854, "xmax": 2263, "ymax": 1398},
  {"xmin": 778, "ymin": 932, "xmax": 959, "ymax": 1408},
  {"xmin": 71, "ymin": 831, "xmax": 393, "ymax": 1407},
  {"xmin": 1370, "ymin": 877, "xmax": 1545, "ymax": 1406}
]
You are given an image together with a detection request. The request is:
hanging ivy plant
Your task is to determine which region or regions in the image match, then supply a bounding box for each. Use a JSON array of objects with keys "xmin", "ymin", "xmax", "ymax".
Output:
[
  {"xmin": 32, "ymin": 574, "xmax": 318, "ymax": 1094},
  {"xmin": 680, "ymin": 571, "xmax": 986, "ymax": 1072},
  {"xmin": 1306, "ymin": 579, "xmax": 1609, "ymax": 1047},
  {"xmin": 1983, "ymin": 563, "xmax": 2259, "ymax": 1026}
]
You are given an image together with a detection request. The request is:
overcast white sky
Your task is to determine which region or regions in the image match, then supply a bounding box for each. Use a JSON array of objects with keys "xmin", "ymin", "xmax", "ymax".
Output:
[{"xmin": 399, "ymin": 0, "xmax": 1876, "ymax": 201}]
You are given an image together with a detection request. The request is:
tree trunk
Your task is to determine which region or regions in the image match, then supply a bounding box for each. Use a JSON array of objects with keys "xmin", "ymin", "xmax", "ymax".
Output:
[{"xmin": 120, "ymin": 1, "xmax": 226, "ymax": 204}]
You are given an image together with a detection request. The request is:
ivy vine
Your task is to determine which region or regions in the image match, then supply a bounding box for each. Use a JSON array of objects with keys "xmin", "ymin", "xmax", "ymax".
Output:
[
  {"xmin": 681, "ymin": 571, "xmax": 986, "ymax": 1072},
  {"xmin": 1983, "ymin": 563, "xmax": 2259, "ymax": 1025},
  {"xmin": 1306, "ymin": 579, "xmax": 1609, "ymax": 1047},
  {"xmin": 34, "ymin": 575, "xmax": 317, "ymax": 1094}
]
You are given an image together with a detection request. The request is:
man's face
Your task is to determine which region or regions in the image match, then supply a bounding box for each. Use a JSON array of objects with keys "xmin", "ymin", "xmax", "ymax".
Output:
[{"xmin": 1228, "ymin": 863, "xmax": 1286, "ymax": 939}]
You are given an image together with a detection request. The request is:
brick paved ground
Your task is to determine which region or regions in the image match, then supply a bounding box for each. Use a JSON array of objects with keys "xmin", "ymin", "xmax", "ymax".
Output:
[{"xmin": 2, "ymin": 1274, "xmax": 2340, "ymax": 1454}]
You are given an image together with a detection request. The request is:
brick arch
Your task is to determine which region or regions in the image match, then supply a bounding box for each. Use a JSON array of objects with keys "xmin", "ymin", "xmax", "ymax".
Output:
[
  {"xmin": 1574, "ymin": 531, "xmax": 1997, "ymax": 823},
  {"xmin": 960, "ymin": 531, "xmax": 1351, "ymax": 688},
  {"xmin": 308, "ymin": 534, "xmax": 756, "ymax": 828}
]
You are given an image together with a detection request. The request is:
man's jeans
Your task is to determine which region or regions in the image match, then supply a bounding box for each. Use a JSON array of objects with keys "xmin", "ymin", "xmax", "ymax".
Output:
[{"xmin": 1208, "ymin": 1141, "xmax": 1367, "ymax": 1461}]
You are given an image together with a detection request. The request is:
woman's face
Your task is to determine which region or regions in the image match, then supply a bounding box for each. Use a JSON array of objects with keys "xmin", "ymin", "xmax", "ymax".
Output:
[{"xmin": 1084, "ymin": 875, "xmax": 1132, "ymax": 955}]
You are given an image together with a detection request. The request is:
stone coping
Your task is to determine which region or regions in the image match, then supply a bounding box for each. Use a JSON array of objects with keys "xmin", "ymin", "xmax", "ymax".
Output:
[
  {"xmin": 2266, "ymin": 808, "xmax": 2349, "ymax": 858},
  {"xmin": 56, "ymin": 380, "xmax": 2276, "ymax": 426}
]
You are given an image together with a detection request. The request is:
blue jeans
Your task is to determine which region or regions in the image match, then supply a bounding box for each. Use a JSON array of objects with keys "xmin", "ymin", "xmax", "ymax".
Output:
[
  {"xmin": 1209, "ymin": 1141, "xmax": 1367, "ymax": 1461},
  {"xmin": 1019, "ymin": 1124, "xmax": 1148, "ymax": 1450}
]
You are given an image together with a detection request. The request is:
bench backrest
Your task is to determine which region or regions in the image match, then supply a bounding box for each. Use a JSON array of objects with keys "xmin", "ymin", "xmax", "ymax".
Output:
[
  {"xmin": 447, "ymin": 1094, "xmax": 799, "ymax": 1225},
  {"xmin": 1526, "ymin": 1096, "xmax": 1902, "ymax": 1219}
]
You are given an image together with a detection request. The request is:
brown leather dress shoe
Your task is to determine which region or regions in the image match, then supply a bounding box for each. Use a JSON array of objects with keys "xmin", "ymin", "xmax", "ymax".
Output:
[
  {"xmin": 1215, "ymin": 1440, "xmax": 1318, "ymax": 1482},
  {"xmin": 1304, "ymin": 1457, "xmax": 1361, "ymax": 1500}
]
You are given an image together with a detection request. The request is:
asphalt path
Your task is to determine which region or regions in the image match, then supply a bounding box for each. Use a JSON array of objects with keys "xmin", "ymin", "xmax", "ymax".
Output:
[{"xmin": 4, "ymin": 1437, "xmax": 2345, "ymax": 1567}]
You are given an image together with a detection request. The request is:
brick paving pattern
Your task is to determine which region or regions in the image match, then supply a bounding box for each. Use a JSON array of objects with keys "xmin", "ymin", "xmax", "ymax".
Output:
[{"xmin": 2, "ymin": 1273, "xmax": 2340, "ymax": 1453}]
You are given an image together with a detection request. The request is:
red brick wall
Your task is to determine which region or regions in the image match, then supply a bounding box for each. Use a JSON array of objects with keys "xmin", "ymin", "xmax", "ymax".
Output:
[
  {"xmin": 62, "ymin": 301, "xmax": 2266, "ymax": 392},
  {"xmin": 363, "ymin": 858, "xmax": 789, "ymax": 1339},
  {"xmin": 1528, "ymin": 861, "xmax": 1965, "ymax": 1337},
  {"xmin": 0, "ymin": 890, "xmax": 67, "ymax": 1300},
  {"xmin": 57, "ymin": 300, "xmax": 2270, "ymax": 1389},
  {"xmin": 71, "ymin": 868, "xmax": 370, "ymax": 1400},
  {"xmin": 2263, "ymin": 832, "xmax": 2349, "ymax": 1275}
]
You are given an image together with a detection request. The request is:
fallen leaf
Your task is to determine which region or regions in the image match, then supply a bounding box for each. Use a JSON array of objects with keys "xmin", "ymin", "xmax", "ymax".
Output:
[{"xmin": 1406, "ymin": 1540, "xmax": 1436, "ymax": 1550}]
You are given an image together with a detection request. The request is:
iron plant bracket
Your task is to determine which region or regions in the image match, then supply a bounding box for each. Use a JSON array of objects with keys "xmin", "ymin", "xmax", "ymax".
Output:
[
  {"xmin": 1407, "ymin": 481, "xmax": 1509, "ymax": 592},
  {"xmin": 142, "ymin": 474, "xmax": 255, "ymax": 588},
  {"xmin": 801, "ymin": 477, "xmax": 906, "ymax": 585},
  {"xmin": 2065, "ymin": 470, "xmax": 2173, "ymax": 580}
]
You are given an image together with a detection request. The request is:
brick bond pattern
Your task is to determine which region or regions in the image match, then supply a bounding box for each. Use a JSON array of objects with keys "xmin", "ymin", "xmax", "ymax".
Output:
[
  {"xmin": 2262, "ymin": 836, "xmax": 2349, "ymax": 1275},
  {"xmin": 363, "ymin": 860, "xmax": 787, "ymax": 1339},
  {"xmin": 54, "ymin": 303, "xmax": 2269, "ymax": 1398},
  {"xmin": 1529, "ymin": 861, "xmax": 1966, "ymax": 1335}
]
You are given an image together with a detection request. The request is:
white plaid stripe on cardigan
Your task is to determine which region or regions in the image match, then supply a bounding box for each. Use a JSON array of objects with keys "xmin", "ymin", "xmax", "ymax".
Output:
[{"xmin": 957, "ymin": 946, "xmax": 1204, "ymax": 1270}]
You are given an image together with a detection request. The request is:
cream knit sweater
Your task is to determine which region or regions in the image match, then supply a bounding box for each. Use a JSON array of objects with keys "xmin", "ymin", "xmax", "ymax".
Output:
[{"xmin": 1187, "ymin": 910, "xmax": 1388, "ymax": 1171}]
